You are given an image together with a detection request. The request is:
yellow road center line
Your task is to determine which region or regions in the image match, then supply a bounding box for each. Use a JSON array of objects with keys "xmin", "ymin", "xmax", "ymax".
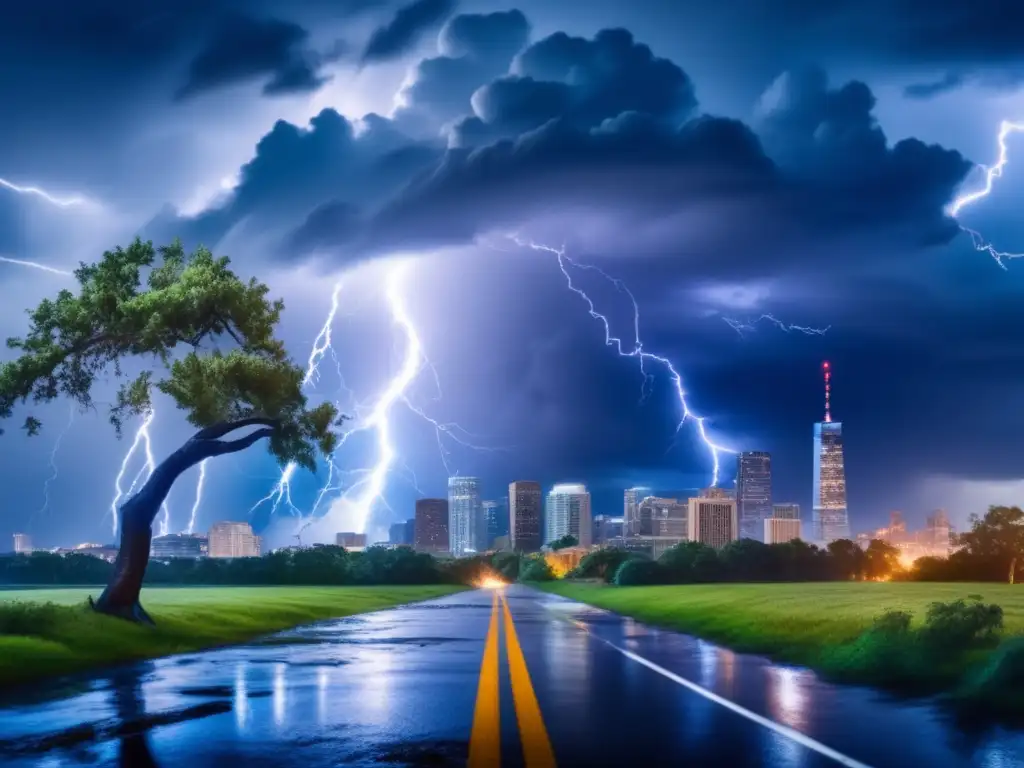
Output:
[
  {"xmin": 468, "ymin": 591, "xmax": 501, "ymax": 767},
  {"xmin": 501, "ymin": 593, "xmax": 557, "ymax": 768}
]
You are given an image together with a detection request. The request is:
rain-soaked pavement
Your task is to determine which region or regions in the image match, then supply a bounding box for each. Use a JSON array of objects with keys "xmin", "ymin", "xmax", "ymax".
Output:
[{"xmin": 1, "ymin": 585, "xmax": 1023, "ymax": 767}]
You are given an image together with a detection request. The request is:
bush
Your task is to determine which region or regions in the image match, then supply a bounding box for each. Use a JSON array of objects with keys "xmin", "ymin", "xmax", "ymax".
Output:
[
  {"xmin": 613, "ymin": 558, "xmax": 664, "ymax": 586},
  {"xmin": 570, "ymin": 548, "xmax": 633, "ymax": 582},
  {"xmin": 958, "ymin": 638, "xmax": 1024, "ymax": 714},
  {"xmin": 821, "ymin": 608, "xmax": 925, "ymax": 687},
  {"xmin": 519, "ymin": 557, "xmax": 555, "ymax": 583},
  {"xmin": 920, "ymin": 597, "xmax": 1003, "ymax": 652}
]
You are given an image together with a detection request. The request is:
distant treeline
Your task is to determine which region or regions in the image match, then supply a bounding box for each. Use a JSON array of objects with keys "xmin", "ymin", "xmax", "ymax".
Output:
[
  {"xmin": 0, "ymin": 546, "xmax": 488, "ymax": 587},
  {"xmin": 565, "ymin": 505, "xmax": 1024, "ymax": 586}
]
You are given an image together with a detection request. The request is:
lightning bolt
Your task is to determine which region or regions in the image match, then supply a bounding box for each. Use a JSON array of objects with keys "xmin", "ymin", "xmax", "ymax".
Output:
[
  {"xmin": 0, "ymin": 256, "xmax": 73, "ymax": 276},
  {"xmin": 948, "ymin": 120, "xmax": 1024, "ymax": 269},
  {"xmin": 723, "ymin": 314, "xmax": 830, "ymax": 338},
  {"xmin": 299, "ymin": 262, "xmax": 496, "ymax": 537},
  {"xmin": 32, "ymin": 404, "xmax": 75, "ymax": 525},
  {"xmin": 0, "ymin": 177, "xmax": 87, "ymax": 207},
  {"xmin": 248, "ymin": 281, "xmax": 346, "ymax": 519},
  {"xmin": 515, "ymin": 237, "xmax": 734, "ymax": 486},
  {"xmin": 108, "ymin": 410, "xmax": 171, "ymax": 537},
  {"xmin": 186, "ymin": 459, "xmax": 208, "ymax": 535}
]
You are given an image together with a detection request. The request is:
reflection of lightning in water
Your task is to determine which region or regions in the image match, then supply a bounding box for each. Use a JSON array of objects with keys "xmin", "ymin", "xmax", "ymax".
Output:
[
  {"xmin": 948, "ymin": 120, "xmax": 1024, "ymax": 269},
  {"xmin": 187, "ymin": 460, "xmax": 208, "ymax": 534},
  {"xmin": 723, "ymin": 314, "xmax": 830, "ymax": 338},
  {"xmin": 108, "ymin": 411, "xmax": 171, "ymax": 537},
  {"xmin": 0, "ymin": 256, "xmax": 74, "ymax": 276},
  {"xmin": 0, "ymin": 176, "xmax": 87, "ymax": 207},
  {"xmin": 33, "ymin": 405, "xmax": 75, "ymax": 525},
  {"xmin": 514, "ymin": 237, "xmax": 734, "ymax": 486}
]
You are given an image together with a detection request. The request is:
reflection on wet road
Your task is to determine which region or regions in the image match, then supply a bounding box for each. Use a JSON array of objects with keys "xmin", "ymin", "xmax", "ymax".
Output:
[{"xmin": 1, "ymin": 585, "xmax": 1022, "ymax": 767}]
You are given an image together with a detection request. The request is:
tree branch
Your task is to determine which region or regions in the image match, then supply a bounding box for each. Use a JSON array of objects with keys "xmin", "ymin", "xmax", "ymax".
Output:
[
  {"xmin": 193, "ymin": 416, "xmax": 279, "ymax": 441},
  {"xmin": 208, "ymin": 428, "xmax": 276, "ymax": 456}
]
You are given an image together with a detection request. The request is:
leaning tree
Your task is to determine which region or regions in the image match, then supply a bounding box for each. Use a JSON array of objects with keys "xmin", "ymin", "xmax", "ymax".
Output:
[{"xmin": 0, "ymin": 239, "xmax": 339, "ymax": 622}]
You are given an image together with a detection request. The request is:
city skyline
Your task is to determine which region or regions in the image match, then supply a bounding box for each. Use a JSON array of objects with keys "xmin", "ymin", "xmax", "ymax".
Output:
[{"xmin": 3, "ymin": 1, "xmax": 1022, "ymax": 551}]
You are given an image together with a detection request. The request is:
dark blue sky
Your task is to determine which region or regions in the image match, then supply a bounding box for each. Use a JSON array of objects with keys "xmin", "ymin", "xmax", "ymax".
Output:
[{"xmin": 2, "ymin": 0, "xmax": 1024, "ymax": 549}]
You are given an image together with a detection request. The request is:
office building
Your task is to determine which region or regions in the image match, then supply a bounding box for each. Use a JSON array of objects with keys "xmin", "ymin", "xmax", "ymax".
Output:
[
  {"xmin": 151, "ymin": 533, "xmax": 207, "ymax": 559},
  {"xmin": 737, "ymin": 451, "xmax": 772, "ymax": 541},
  {"xmin": 772, "ymin": 503, "xmax": 800, "ymax": 521},
  {"xmin": 545, "ymin": 484, "xmax": 593, "ymax": 548},
  {"xmin": 926, "ymin": 509, "xmax": 952, "ymax": 555},
  {"xmin": 208, "ymin": 522, "xmax": 261, "ymax": 558},
  {"xmin": 688, "ymin": 493, "xmax": 738, "ymax": 549},
  {"xmin": 337, "ymin": 532, "xmax": 368, "ymax": 550},
  {"xmin": 448, "ymin": 476, "xmax": 482, "ymax": 556},
  {"xmin": 13, "ymin": 533, "xmax": 32, "ymax": 554},
  {"xmin": 624, "ymin": 487, "xmax": 650, "ymax": 537},
  {"xmin": 484, "ymin": 499, "xmax": 509, "ymax": 550},
  {"xmin": 388, "ymin": 521, "xmax": 414, "ymax": 547},
  {"xmin": 509, "ymin": 481, "xmax": 542, "ymax": 552},
  {"xmin": 642, "ymin": 496, "xmax": 688, "ymax": 539},
  {"xmin": 593, "ymin": 515, "xmax": 624, "ymax": 544},
  {"xmin": 414, "ymin": 498, "xmax": 449, "ymax": 553},
  {"xmin": 765, "ymin": 517, "xmax": 802, "ymax": 545},
  {"xmin": 812, "ymin": 362, "xmax": 850, "ymax": 543}
]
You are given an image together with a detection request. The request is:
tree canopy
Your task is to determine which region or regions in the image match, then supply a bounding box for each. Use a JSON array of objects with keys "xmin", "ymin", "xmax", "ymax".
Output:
[{"xmin": 0, "ymin": 238, "xmax": 338, "ymax": 470}]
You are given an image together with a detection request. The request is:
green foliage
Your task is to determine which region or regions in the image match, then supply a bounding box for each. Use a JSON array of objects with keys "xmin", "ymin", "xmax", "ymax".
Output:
[
  {"xmin": 613, "ymin": 558, "xmax": 664, "ymax": 586},
  {"xmin": 0, "ymin": 547, "xmax": 480, "ymax": 587},
  {"xmin": 920, "ymin": 597, "xmax": 1004, "ymax": 651},
  {"xmin": 0, "ymin": 238, "xmax": 337, "ymax": 470},
  {"xmin": 958, "ymin": 638, "xmax": 1024, "ymax": 715},
  {"xmin": 492, "ymin": 551, "xmax": 521, "ymax": 581},
  {"xmin": 570, "ymin": 547, "xmax": 633, "ymax": 582},
  {"xmin": 956, "ymin": 506, "xmax": 1024, "ymax": 583},
  {"xmin": 519, "ymin": 556, "xmax": 555, "ymax": 582},
  {"xmin": 0, "ymin": 585, "xmax": 463, "ymax": 686},
  {"xmin": 548, "ymin": 534, "xmax": 578, "ymax": 551}
]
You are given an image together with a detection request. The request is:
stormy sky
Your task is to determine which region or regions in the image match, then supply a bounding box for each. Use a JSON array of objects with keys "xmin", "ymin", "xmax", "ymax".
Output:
[{"xmin": 2, "ymin": 0, "xmax": 1024, "ymax": 548}]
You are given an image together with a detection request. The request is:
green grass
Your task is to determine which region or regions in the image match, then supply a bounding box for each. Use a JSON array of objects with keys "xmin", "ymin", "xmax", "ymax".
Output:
[
  {"xmin": 542, "ymin": 582, "xmax": 1024, "ymax": 689},
  {"xmin": 0, "ymin": 585, "xmax": 465, "ymax": 686}
]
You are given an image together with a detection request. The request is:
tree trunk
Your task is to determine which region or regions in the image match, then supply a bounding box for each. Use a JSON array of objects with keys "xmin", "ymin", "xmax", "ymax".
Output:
[
  {"xmin": 92, "ymin": 417, "xmax": 278, "ymax": 623},
  {"xmin": 1010, "ymin": 557, "xmax": 1017, "ymax": 586}
]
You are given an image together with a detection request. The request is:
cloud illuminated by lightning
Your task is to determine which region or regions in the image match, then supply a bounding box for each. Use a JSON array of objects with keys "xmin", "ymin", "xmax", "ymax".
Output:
[
  {"xmin": 0, "ymin": 176, "xmax": 87, "ymax": 207},
  {"xmin": 514, "ymin": 237, "xmax": 734, "ymax": 486},
  {"xmin": 947, "ymin": 120, "xmax": 1024, "ymax": 269},
  {"xmin": 723, "ymin": 314, "xmax": 830, "ymax": 338},
  {"xmin": 108, "ymin": 410, "xmax": 171, "ymax": 537}
]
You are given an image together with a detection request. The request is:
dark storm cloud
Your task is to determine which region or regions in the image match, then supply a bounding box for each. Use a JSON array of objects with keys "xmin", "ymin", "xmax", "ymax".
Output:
[
  {"xmin": 145, "ymin": 109, "xmax": 440, "ymax": 250},
  {"xmin": 392, "ymin": 9, "xmax": 530, "ymax": 134},
  {"xmin": 903, "ymin": 72, "xmax": 966, "ymax": 100},
  {"xmin": 451, "ymin": 28, "xmax": 696, "ymax": 146},
  {"xmin": 176, "ymin": 14, "xmax": 337, "ymax": 99},
  {"xmin": 362, "ymin": 0, "xmax": 457, "ymax": 63},
  {"xmin": 158, "ymin": 20, "xmax": 971, "ymax": 278}
]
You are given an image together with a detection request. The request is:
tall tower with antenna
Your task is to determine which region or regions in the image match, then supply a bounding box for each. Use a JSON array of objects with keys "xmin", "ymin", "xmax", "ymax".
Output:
[{"xmin": 812, "ymin": 361, "xmax": 849, "ymax": 543}]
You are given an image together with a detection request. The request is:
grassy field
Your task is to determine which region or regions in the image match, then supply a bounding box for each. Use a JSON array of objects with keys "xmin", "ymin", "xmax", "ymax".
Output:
[
  {"xmin": 543, "ymin": 581, "xmax": 1024, "ymax": 702},
  {"xmin": 0, "ymin": 585, "xmax": 464, "ymax": 686}
]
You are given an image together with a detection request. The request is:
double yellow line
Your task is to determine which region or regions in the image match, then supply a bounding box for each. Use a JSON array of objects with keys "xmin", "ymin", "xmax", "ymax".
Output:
[{"xmin": 468, "ymin": 590, "xmax": 557, "ymax": 768}]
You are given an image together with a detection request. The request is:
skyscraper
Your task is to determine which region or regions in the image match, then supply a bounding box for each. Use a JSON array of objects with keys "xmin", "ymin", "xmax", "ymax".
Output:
[
  {"xmin": 593, "ymin": 515, "xmax": 624, "ymax": 544},
  {"xmin": 623, "ymin": 487, "xmax": 649, "ymax": 538},
  {"xmin": 12, "ymin": 533, "xmax": 32, "ymax": 554},
  {"xmin": 772, "ymin": 503, "xmax": 800, "ymax": 520},
  {"xmin": 688, "ymin": 493, "xmax": 738, "ymax": 549},
  {"xmin": 208, "ymin": 522, "xmax": 261, "ymax": 558},
  {"xmin": 484, "ymin": 499, "xmax": 508, "ymax": 549},
  {"xmin": 765, "ymin": 518, "xmax": 802, "ymax": 545},
  {"xmin": 414, "ymin": 498, "xmax": 448, "ymax": 553},
  {"xmin": 736, "ymin": 451, "xmax": 772, "ymax": 541},
  {"xmin": 448, "ymin": 476, "xmax": 482, "ymax": 556},
  {"xmin": 812, "ymin": 362, "xmax": 850, "ymax": 543},
  {"xmin": 509, "ymin": 481, "xmax": 542, "ymax": 552},
  {"xmin": 544, "ymin": 484, "xmax": 593, "ymax": 547}
]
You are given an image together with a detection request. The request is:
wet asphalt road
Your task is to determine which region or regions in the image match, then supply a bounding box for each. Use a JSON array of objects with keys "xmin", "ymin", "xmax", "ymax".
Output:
[{"xmin": 1, "ymin": 585, "xmax": 1023, "ymax": 767}]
